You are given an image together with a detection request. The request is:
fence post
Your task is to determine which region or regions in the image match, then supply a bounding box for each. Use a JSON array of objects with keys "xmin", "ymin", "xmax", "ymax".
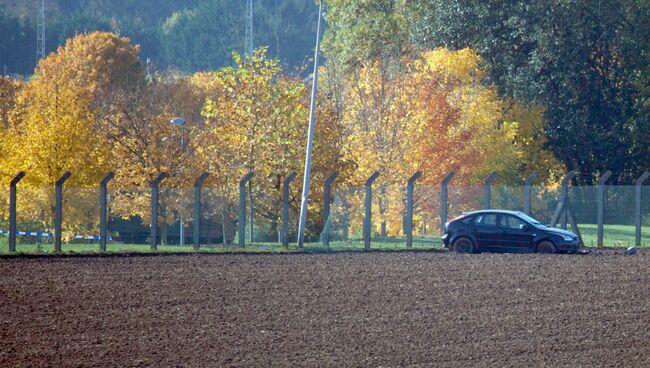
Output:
[
  {"xmin": 321, "ymin": 171, "xmax": 338, "ymax": 247},
  {"xmin": 54, "ymin": 172, "xmax": 72, "ymax": 253},
  {"xmin": 523, "ymin": 171, "xmax": 538, "ymax": 215},
  {"xmin": 482, "ymin": 172, "xmax": 497, "ymax": 210},
  {"xmin": 193, "ymin": 172, "xmax": 210, "ymax": 251},
  {"xmin": 281, "ymin": 172, "xmax": 298, "ymax": 249},
  {"xmin": 597, "ymin": 170, "xmax": 612, "ymax": 247},
  {"xmin": 364, "ymin": 172, "xmax": 381, "ymax": 250},
  {"xmin": 8, "ymin": 172, "xmax": 26, "ymax": 253},
  {"xmin": 406, "ymin": 172, "xmax": 422, "ymax": 248},
  {"xmin": 150, "ymin": 173, "xmax": 168, "ymax": 251},
  {"xmin": 560, "ymin": 171, "xmax": 576, "ymax": 229},
  {"xmin": 239, "ymin": 172, "xmax": 254, "ymax": 247},
  {"xmin": 635, "ymin": 171, "xmax": 649, "ymax": 247},
  {"xmin": 440, "ymin": 172, "xmax": 455, "ymax": 233},
  {"xmin": 99, "ymin": 172, "xmax": 115, "ymax": 252}
]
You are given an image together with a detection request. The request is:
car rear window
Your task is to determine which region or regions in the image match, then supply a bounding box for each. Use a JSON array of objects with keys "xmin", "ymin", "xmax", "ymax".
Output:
[{"xmin": 475, "ymin": 214, "xmax": 497, "ymax": 227}]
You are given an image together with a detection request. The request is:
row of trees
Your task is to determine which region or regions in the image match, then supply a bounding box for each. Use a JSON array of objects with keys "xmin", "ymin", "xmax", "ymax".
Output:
[
  {"xmin": 323, "ymin": 0, "xmax": 649, "ymax": 184},
  {"xmin": 0, "ymin": 32, "xmax": 562, "ymax": 240},
  {"xmin": 0, "ymin": 0, "xmax": 318, "ymax": 75}
]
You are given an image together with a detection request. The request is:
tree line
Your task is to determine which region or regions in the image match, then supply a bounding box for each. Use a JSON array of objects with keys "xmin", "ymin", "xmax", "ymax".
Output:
[
  {"xmin": 0, "ymin": 0, "xmax": 318, "ymax": 75},
  {"xmin": 0, "ymin": 32, "xmax": 562, "ymax": 240}
]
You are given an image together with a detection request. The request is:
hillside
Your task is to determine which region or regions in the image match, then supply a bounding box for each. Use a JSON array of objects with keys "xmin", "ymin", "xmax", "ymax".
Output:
[{"xmin": 0, "ymin": 0, "xmax": 318, "ymax": 76}]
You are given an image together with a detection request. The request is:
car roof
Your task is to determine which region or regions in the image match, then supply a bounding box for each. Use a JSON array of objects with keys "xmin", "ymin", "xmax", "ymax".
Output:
[{"xmin": 462, "ymin": 209, "xmax": 526, "ymax": 216}]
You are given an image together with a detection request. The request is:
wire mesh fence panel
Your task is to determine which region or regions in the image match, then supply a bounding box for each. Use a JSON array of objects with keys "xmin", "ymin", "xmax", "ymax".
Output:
[
  {"xmin": 569, "ymin": 186, "xmax": 598, "ymax": 226},
  {"xmin": 529, "ymin": 185, "xmax": 561, "ymax": 225},
  {"xmin": 447, "ymin": 185, "xmax": 482, "ymax": 218},
  {"xmin": 107, "ymin": 186, "xmax": 151, "ymax": 249},
  {"xmin": 12, "ymin": 186, "xmax": 53, "ymax": 252},
  {"xmin": 61, "ymin": 186, "xmax": 101, "ymax": 251},
  {"xmin": 324, "ymin": 186, "xmax": 365, "ymax": 250},
  {"xmin": 370, "ymin": 185, "xmax": 405, "ymax": 249},
  {"xmin": 201, "ymin": 186, "xmax": 234, "ymax": 246},
  {"xmin": 599, "ymin": 185, "xmax": 637, "ymax": 246},
  {"xmin": 248, "ymin": 184, "xmax": 282, "ymax": 245},
  {"xmin": 413, "ymin": 185, "xmax": 442, "ymax": 245},
  {"xmin": 492, "ymin": 186, "xmax": 525, "ymax": 212}
]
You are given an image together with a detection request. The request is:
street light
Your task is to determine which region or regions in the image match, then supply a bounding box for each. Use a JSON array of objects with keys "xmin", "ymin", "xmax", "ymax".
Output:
[{"xmin": 170, "ymin": 117, "xmax": 186, "ymax": 246}]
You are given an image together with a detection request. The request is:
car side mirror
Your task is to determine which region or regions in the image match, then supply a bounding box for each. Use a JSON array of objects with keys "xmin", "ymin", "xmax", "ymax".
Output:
[{"xmin": 522, "ymin": 224, "xmax": 531, "ymax": 232}]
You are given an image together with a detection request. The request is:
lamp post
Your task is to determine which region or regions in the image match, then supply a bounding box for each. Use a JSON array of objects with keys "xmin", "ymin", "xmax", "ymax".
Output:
[{"xmin": 171, "ymin": 117, "xmax": 186, "ymax": 246}]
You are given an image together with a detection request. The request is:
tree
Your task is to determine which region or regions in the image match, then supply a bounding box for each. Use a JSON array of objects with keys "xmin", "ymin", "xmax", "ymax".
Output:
[
  {"xmin": 0, "ymin": 10, "xmax": 35, "ymax": 76},
  {"xmin": 196, "ymin": 49, "xmax": 343, "ymax": 241},
  {"xmin": 409, "ymin": 0, "xmax": 649, "ymax": 182},
  {"xmin": 0, "ymin": 32, "xmax": 143, "ymax": 234},
  {"xmin": 332, "ymin": 47, "xmax": 564, "ymax": 237}
]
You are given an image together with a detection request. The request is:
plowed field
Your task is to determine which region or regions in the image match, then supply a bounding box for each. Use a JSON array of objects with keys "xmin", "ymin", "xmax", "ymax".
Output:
[{"xmin": 1, "ymin": 250, "xmax": 649, "ymax": 367}]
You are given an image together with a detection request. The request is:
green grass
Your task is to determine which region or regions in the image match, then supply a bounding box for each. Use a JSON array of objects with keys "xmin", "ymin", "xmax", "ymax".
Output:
[
  {"xmin": 574, "ymin": 224, "xmax": 649, "ymax": 247},
  {"xmin": 0, "ymin": 237, "xmax": 442, "ymax": 256}
]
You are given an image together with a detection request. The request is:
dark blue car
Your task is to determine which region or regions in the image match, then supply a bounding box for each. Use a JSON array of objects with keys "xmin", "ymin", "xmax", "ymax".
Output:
[{"xmin": 441, "ymin": 210, "xmax": 580, "ymax": 254}]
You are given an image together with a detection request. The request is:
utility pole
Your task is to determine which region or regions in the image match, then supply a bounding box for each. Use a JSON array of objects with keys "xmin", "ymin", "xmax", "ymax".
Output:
[
  {"xmin": 244, "ymin": 0, "xmax": 253, "ymax": 56},
  {"xmin": 36, "ymin": 0, "xmax": 46, "ymax": 63},
  {"xmin": 296, "ymin": 2, "xmax": 324, "ymax": 247}
]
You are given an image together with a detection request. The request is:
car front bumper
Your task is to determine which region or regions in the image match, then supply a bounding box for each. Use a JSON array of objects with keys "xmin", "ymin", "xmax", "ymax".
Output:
[
  {"xmin": 556, "ymin": 240, "xmax": 580, "ymax": 253},
  {"xmin": 441, "ymin": 233, "xmax": 451, "ymax": 248}
]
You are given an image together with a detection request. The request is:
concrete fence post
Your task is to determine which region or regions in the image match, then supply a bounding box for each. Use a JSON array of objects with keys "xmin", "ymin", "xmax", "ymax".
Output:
[
  {"xmin": 321, "ymin": 171, "xmax": 338, "ymax": 247},
  {"xmin": 99, "ymin": 172, "xmax": 115, "ymax": 252},
  {"xmin": 440, "ymin": 172, "xmax": 455, "ymax": 233},
  {"xmin": 54, "ymin": 172, "xmax": 72, "ymax": 253},
  {"xmin": 364, "ymin": 172, "xmax": 381, "ymax": 250},
  {"xmin": 282, "ymin": 172, "xmax": 297, "ymax": 249},
  {"xmin": 482, "ymin": 172, "xmax": 497, "ymax": 210},
  {"xmin": 560, "ymin": 171, "xmax": 576, "ymax": 229},
  {"xmin": 406, "ymin": 172, "xmax": 422, "ymax": 248},
  {"xmin": 8, "ymin": 171, "xmax": 26, "ymax": 253},
  {"xmin": 635, "ymin": 171, "xmax": 649, "ymax": 247},
  {"xmin": 193, "ymin": 173, "xmax": 210, "ymax": 251},
  {"xmin": 597, "ymin": 170, "xmax": 612, "ymax": 247},
  {"xmin": 239, "ymin": 172, "xmax": 254, "ymax": 247},
  {"xmin": 150, "ymin": 173, "xmax": 168, "ymax": 250},
  {"xmin": 523, "ymin": 171, "xmax": 538, "ymax": 215}
]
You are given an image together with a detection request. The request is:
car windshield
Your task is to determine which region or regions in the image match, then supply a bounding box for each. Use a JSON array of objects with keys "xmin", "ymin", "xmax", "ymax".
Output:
[{"xmin": 516, "ymin": 213, "xmax": 548, "ymax": 228}]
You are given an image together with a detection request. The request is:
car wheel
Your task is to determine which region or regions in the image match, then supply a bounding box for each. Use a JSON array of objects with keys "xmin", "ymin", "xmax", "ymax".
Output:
[
  {"xmin": 452, "ymin": 237, "xmax": 474, "ymax": 254},
  {"xmin": 536, "ymin": 240, "xmax": 557, "ymax": 254}
]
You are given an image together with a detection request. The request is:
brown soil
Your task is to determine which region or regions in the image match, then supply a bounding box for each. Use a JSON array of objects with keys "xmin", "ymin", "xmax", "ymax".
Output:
[{"xmin": 1, "ymin": 250, "xmax": 649, "ymax": 367}]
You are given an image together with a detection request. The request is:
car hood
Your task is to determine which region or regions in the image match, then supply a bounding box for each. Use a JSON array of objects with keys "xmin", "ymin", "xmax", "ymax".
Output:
[{"xmin": 545, "ymin": 227, "xmax": 578, "ymax": 238}]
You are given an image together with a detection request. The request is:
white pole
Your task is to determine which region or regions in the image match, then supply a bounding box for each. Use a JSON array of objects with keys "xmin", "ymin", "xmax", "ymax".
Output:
[
  {"xmin": 180, "ymin": 125, "xmax": 184, "ymax": 246},
  {"xmin": 297, "ymin": 2, "xmax": 323, "ymax": 248}
]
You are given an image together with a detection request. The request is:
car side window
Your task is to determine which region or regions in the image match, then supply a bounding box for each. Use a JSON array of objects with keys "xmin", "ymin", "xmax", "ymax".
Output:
[
  {"xmin": 502, "ymin": 215, "xmax": 526, "ymax": 230},
  {"xmin": 475, "ymin": 214, "xmax": 497, "ymax": 227},
  {"xmin": 461, "ymin": 216, "xmax": 474, "ymax": 225}
]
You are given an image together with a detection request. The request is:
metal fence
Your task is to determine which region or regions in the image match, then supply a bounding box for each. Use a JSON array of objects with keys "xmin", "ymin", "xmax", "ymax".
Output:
[{"xmin": 1, "ymin": 170, "xmax": 649, "ymax": 253}]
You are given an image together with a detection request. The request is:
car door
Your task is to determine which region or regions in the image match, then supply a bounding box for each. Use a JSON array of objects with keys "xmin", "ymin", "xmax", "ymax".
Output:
[
  {"xmin": 500, "ymin": 214, "xmax": 535, "ymax": 252},
  {"xmin": 471, "ymin": 213, "xmax": 500, "ymax": 250}
]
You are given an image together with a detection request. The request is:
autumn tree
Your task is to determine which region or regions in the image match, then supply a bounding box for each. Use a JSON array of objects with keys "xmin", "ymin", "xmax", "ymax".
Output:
[
  {"xmin": 0, "ymin": 32, "xmax": 142, "ymax": 235},
  {"xmin": 196, "ymin": 49, "xmax": 344, "ymax": 241}
]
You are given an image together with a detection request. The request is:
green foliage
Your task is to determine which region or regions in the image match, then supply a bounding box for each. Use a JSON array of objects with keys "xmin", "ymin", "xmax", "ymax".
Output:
[
  {"xmin": 0, "ymin": 10, "xmax": 35, "ymax": 76},
  {"xmin": 0, "ymin": 0, "xmax": 318, "ymax": 75},
  {"xmin": 408, "ymin": 0, "xmax": 650, "ymax": 183}
]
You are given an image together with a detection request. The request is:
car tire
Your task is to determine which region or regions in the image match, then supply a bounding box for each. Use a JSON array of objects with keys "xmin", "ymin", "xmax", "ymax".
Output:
[
  {"xmin": 536, "ymin": 240, "xmax": 557, "ymax": 254},
  {"xmin": 452, "ymin": 237, "xmax": 474, "ymax": 254}
]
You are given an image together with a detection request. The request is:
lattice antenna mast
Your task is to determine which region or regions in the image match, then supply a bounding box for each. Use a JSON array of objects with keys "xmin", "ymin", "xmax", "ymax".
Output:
[
  {"xmin": 36, "ymin": 0, "xmax": 46, "ymax": 62},
  {"xmin": 244, "ymin": 0, "xmax": 253, "ymax": 56}
]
